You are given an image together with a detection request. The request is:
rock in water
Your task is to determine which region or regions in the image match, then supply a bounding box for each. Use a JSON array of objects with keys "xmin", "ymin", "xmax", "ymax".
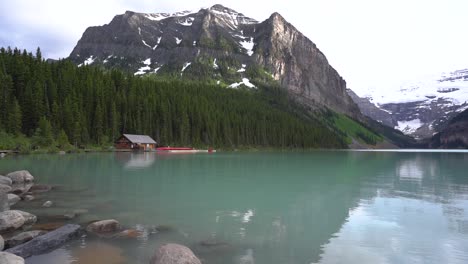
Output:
[
  {"xmin": 150, "ymin": 243, "xmax": 201, "ymax": 264},
  {"xmin": 42, "ymin": 201, "xmax": 53, "ymax": 207},
  {"xmin": 5, "ymin": 171, "xmax": 34, "ymax": 184},
  {"xmin": 0, "ymin": 234, "xmax": 4, "ymax": 250},
  {"xmin": 0, "ymin": 183, "xmax": 12, "ymax": 193},
  {"xmin": 6, "ymin": 224, "xmax": 82, "ymax": 258},
  {"xmin": 22, "ymin": 195, "xmax": 34, "ymax": 201},
  {"xmin": 10, "ymin": 183, "xmax": 33, "ymax": 195},
  {"xmin": 72, "ymin": 241, "xmax": 127, "ymax": 264},
  {"xmin": 0, "ymin": 175, "xmax": 12, "ymax": 186},
  {"xmin": 5, "ymin": 230, "xmax": 47, "ymax": 248},
  {"xmin": 86, "ymin": 219, "xmax": 120, "ymax": 234},
  {"xmin": 0, "ymin": 191, "xmax": 9, "ymax": 212},
  {"xmin": 0, "ymin": 252, "xmax": 25, "ymax": 264},
  {"xmin": 9, "ymin": 210, "xmax": 37, "ymax": 225},
  {"xmin": 7, "ymin": 194, "xmax": 21, "ymax": 207},
  {"xmin": 29, "ymin": 184, "xmax": 52, "ymax": 193},
  {"xmin": 0, "ymin": 211, "xmax": 25, "ymax": 233}
]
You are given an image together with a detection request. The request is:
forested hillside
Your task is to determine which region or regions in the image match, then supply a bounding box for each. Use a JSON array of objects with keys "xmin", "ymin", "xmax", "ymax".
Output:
[{"xmin": 0, "ymin": 47, "xmax": 373, "ymax": 151}]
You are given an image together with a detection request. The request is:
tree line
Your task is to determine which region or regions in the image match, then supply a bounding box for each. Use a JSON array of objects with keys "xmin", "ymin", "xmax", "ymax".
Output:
[{"xmin": 0, "ymin": 47, "xmax": 347, "ymax": 151}]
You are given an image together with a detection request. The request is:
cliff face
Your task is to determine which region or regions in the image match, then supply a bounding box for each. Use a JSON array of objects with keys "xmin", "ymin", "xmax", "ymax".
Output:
[
  {"xmin": 69, "ymin": 5, "xmax": 361, "ymax": 117},
  {"xmin": 347, "ymin": 89, "xmax": 397, "ymax": 127},
  {"xmin": 430, "ymin": 109, "xmax": 468, "ymax": 149}
]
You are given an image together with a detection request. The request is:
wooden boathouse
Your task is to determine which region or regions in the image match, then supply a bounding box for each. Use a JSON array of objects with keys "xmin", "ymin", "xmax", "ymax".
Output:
[{"xmin": 114, "ymin": 134, "xmax": 157, "ymax": 151}]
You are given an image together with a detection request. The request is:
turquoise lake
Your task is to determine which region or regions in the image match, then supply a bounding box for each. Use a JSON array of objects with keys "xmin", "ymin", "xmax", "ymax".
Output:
[{"xmin": 1, "ymin": 150, "xmax": 468, "ymax": 264}]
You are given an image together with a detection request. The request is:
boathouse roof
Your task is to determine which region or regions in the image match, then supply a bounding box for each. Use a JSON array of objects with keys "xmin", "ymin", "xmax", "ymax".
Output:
[{"xmin": 122, "ymin": 134, "xmax": 157, "ymax": 144}]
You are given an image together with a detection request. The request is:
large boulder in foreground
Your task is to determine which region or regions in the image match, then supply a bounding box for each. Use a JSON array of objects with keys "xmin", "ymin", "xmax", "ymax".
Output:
[
  {"xmin": 150, "ymin": 243, "xmax": 201, "ymax": 264},
  {"xmin": 0, "ymin": 211, "xmax": 25, "ymax": 233},
  {"xmin": 6, "ymin": 224, "xmax": 82, "ymax": 258},
  {"xmin": 86, "ymin": 219, "xmax": 120, "ymax": 234},
  {"xmin": 5, "ymin": 230, "xmax": 47, "ymax": 248},
  {"xmin": 0, "ymin": 252, "xmax": 25, "ymax": 264},
  {"xmin": 5, "ymin": 171, "xmax": 34, "ymax": 184},
  {"xmin": 0, "ymin": 175, "xmax": 12, "ymax": 186}
]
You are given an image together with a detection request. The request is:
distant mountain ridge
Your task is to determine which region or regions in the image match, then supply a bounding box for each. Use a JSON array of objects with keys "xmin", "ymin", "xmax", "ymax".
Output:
[
  {"xmin": 69, "ymin": 4, "xmax": 361, "ymax": 118},
  {"xmin": 349, "ymin": 69, "xmax": 468, "ymax": 138}
]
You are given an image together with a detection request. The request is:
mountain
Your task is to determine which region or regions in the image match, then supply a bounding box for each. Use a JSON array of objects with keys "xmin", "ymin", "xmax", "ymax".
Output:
[
  {"xmin": 350, "ymin": 69, "xmax": 468, "ymax": 139},
  {"xmin": 429, "ymin": 109, "xmax": 468, "ymax": 148},
  {"xmin": 69, "ymin": 4, "xmax": 361, "ymax": 118},
  {"xmin": 347, "ymin": 89, "xmax": 396, "ymax": 128}
]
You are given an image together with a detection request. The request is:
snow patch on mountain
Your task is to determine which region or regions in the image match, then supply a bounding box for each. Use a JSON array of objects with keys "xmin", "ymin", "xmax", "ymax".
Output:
[
  {"xmin": 153, "ymin": 37, "xmax": 162, "ymax": 50},
  {"xmin": 145, "ymin": 10, "xmax": 194, "ymax": 21},
  {"xmin": 396, "ymin": 119, "xmax": 422, "ymax": 134},
  {"xmin": 354, "ymin": 69, "xmax": 468, "ymax": 106},
  {"xmin": 237, "ymin": 64, "xmax": 246, "ymax": 73},
  {"xmin": 240, "ymin": 37, "xmax": 254, "ymax": 56},
  {"xmin": 78, "ymin": 55, "xmax": 95, "ymax": 67},
  {"xmin": 229, "ymin": 78, "xmax": 256, "ymax": 89},
  {"xmin": 175, "ymin": 37, "xmax": 182, "ymax": 45},
  {"xmin": 142, "ymin": 40, "xmax": 151, "ymax": 48},
  {"xmin": 179, "ymin": 17, "xmax": 194, "ymax": 26}
]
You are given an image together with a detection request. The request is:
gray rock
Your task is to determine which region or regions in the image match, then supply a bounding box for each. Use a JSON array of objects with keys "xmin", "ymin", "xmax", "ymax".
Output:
[
  {"xmin": 6, "ymin": 171, "xmax": 34, "ymax": 184},
  {"xmin": 7, "ymin": 194, "xmax": 20, "ymax": 207},
  {"xmin": 150, "ymin": 243, "xmax": 201, "ymax": 264},
  {"xmin": 5, "ymin": 230, "xmax": 47, "ymax": 248},
  {"xmin": 86, "ymin": 219, "xmax": 120, "ymax": 233},
  {"xmin": 42, "ymin": 201, "xmax": 53, "ymax": 207},
  {"xmin": 58, "ymin": 151, "xmax": 66, "ymax": 155},
  {"xmin": 0, "ymin": 183, "xmax": 12, "ymax": 193},
  {"xmin": 0, "ymin": 176, "xmax": 12, "ymax": 186},
  {"xmin": 0, "ymin": 211, "xmax": 25, "ymax": 233},
  {"xmin": 0, "ymin": 234, "xmax": 4, "ymax": 250},
  {"xmin": 6, "ymin": 224, "xmax": 82, "ymax": 258},
  {"xmin": 10, "ymin": 210, "xmax": 37, "ymax": 225},
  {"xmin": 10, "ymin": 183, "xmax": 33, "ymax": 195},
  {"xmin": 0, "ymin": 191, "xmax": 9, "ymax": 212},
  {"xmin": 23, "ymin": 195, "xmax": 34, "ymax": 201},
  {"xmin": 29, "ymin": 184, "xmax": 52, "ymax": 193},
  {"xmin": 0, "ymin": 252, "xmax": 25, "ymax": 264}
]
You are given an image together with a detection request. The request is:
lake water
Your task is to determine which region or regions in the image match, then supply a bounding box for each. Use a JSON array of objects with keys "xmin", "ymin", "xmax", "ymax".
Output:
[{"xmin": 1, "ymin": 150, "xmax": 468, "ymax": 264}]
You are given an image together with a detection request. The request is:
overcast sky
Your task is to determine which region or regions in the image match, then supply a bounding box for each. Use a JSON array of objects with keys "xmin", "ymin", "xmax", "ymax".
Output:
[{"xmin": 1, "ymin": 0, "xmax": 467, "ymax": 91}]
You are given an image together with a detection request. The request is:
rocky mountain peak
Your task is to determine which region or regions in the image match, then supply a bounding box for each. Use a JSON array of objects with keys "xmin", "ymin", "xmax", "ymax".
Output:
[{"xmin": 69, "ymin": 5, "xmax": 362, "ymax": 118}]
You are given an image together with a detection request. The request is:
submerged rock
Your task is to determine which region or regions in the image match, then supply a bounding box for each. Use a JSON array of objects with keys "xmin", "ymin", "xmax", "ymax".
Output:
[
  {"xmin": 42, "ymin": 201, "xmax": 53, "ymax": 207},
  {"xmin": 5, "ymin": 230, "xmax": 47, "ymax": 248},
  {"xmin": 10, "ymin": 210, "xmax": 37, "ymax": 225},
  {"xmin": 6, "ymin": 224, "xmax": 82, "ymax": 258},
  {"xmin": 32, "ymin": 222, "xmax": 65, "ymax": 231},
  {"xmin": 6, "ymin": 171, "xmax": 34, "ymax": 184},
  {"xmin": 29, "ymin": 184, "xmax": 52, "ymax": 194},
  {"xmin": 0, "ymin": 252, "xmax": 25, "ymax": 264},
  {"xmin": 86, "ymin": 219, "xmax": 120, "ymax": 234},
  {"xmin": 72, "ymin": 241, "xmax": 127, "ymax": 264},
  {"xmin": 7, "ymin": 194, "xmax": 21, "ymax": 207},
  {"xmin": 0, "ymin": 211, "xmax": 25, "ymax": 233},
  {"xmin": 22, "ymin": 195, "xmax": 34, "ymax": 201},
  {"xmin": 115, "ymin": 229, "xmax": 143, "ymax": 239},
  {"xmin": 0, "ymin": 183, "xmax": 12, "ymax": 193},
  {"xmin": 0, "ymin": 175, "xmax": 12, "ymax": 186},
  {"xmin": 150, "ymin": 243, "xmax": 201, "ymax": 264}
]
